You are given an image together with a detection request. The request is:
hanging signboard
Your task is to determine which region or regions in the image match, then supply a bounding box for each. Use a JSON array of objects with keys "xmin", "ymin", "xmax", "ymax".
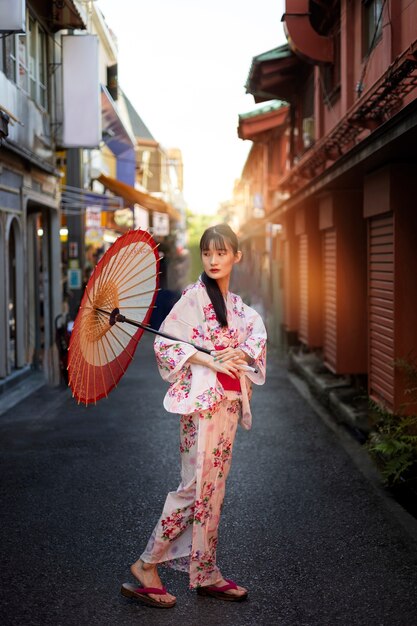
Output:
[
  {"xmin": 0, "ymin": 0, "xmax": 25, "ymax": 32},
  {"xmin": 134, "ymin": 205, "xmax": 149, "ymax": 230},
  {"xmin": 62, "ymin": 35, "xmax": 101, "ymax": 148},
  {"xmin": 152, "ymin": 211, "xmax": 170, "ymax": 237}
]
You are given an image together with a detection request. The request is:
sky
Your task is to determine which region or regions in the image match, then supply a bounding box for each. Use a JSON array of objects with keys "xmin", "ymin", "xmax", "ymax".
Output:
[{"xmin": 96, "ymin": 0, "xmax": 286, "ymax": 214}]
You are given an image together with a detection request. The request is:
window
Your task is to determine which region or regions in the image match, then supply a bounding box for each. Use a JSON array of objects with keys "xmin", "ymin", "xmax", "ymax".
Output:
[
  {"xmin": 321, "ymin": 19, "xmax": 341, "ymax": 105},
  {"xmin": 3, "ymin": 34, "xmax": 16, "ymax": 80},
  {"xmin": 18, "ymin": 34, "xmax": 28, "ymax": 92},
  {"xmin": 363, "ymin": 0, "xmax": 383, "ymax": 55},
  {"xmin": 1, "ymin": 12, "xmax": 48, "ymax": 110},
  {"xmin": 28, "ymin": 16, "xmax": 47, "ymax": 108}
]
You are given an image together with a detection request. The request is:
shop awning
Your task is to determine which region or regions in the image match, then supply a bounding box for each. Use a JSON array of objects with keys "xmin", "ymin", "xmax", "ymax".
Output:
[
  {"xmin": 245, "ymin": 43, "xmax": 306, "ymax": 104},
  {"xmin": 97, "ymin": 173, "xmax": 181, "ymax": 221},
  {"xmin": 101, "ymin": 86, "xmax": 136, "ymax": 156}
]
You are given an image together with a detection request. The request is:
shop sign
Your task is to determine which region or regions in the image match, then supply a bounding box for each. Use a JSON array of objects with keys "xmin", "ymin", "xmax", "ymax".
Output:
[
  {"xmin": 68, "ymin": 268, "xmax": 82, "ymax": 289},
  {"xmin": 86, "ymin": 228, "xmax": 103, "ymax": 245},
  {"xmin": 134, "ymin": 205, "xmax": 149, "ymax": 230},
  {"xmin": 69, "ymin": 241, "xmax": 78, "ymax": 258},
  {"xmin": 152, "ymin": 211, "xmax": 170, "ymax": 237},
  {"xmin": 86, "ymin": 206, "xmax": 102, "ymax": 228},
  {"xmin": 114, "ymin": 208, "xmax": 134, "ymax": 228}
]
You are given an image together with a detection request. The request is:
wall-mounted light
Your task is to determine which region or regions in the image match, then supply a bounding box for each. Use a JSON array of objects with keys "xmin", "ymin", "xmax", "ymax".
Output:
[{"xmin": 37, "ymin": 228, "xmax": 44, "ymax": 237}]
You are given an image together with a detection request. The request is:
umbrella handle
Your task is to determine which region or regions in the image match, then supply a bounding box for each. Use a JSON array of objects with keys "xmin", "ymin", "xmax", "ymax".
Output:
[{"xmin": 97, "ymin": 308, "xmax": 259, "ymax": 373}]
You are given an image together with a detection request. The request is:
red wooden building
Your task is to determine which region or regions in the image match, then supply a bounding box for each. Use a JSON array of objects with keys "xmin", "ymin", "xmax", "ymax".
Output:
[{"xmin": 239, "ymin": 0, "xmax": 417, "ymax": 413}]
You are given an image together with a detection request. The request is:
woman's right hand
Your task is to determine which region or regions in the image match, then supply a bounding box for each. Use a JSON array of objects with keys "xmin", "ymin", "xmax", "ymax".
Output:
[{"xmin": 187, "ymin": 352, "xmax": 241, "ymax": 379}]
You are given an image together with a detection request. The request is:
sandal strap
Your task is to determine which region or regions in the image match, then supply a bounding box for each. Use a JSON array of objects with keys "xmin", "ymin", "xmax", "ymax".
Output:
[
  {"xmin": 134, "ymin": 586, "xmax": 167, "ymax": 595},
  {"xmin": 206, "ymin": 578, "xmax": 238, "ymax": 592}
]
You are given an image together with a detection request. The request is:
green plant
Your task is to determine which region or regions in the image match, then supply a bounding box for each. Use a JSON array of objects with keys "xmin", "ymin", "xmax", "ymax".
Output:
[
  {"xmin": 366, "ymin": 404, "xmax": 417, "ymax": 485},
  {"xmin": 366, "ymin": 357, "xmax": 417, "ymax": 486}
]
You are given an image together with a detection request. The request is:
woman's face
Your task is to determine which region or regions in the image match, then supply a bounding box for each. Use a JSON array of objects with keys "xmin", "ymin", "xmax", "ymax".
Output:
[{"xmin": 201, "ymin": 239, "xmax": 241, "ymax": 281}]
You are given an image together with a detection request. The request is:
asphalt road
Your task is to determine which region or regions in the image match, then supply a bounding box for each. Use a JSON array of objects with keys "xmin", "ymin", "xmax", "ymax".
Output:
[{"xmin": 1, "ymin": 334, "xmax": 417, "ymax": 626}]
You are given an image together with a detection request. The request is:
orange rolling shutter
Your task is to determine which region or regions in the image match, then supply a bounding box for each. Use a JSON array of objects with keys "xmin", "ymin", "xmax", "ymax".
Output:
[
  {"xmin": 368, "ymin": 214, "xmax": 395, "ymax": 409},
  {"xmin": 323, "ymin": 229, "xmax": 337, "ymax": 371}
]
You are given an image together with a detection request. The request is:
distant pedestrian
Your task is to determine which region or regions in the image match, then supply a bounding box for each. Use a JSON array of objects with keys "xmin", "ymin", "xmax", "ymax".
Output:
[{"xmin": 121, "ymin": 223, "xmax": 267, "ymax": 608}]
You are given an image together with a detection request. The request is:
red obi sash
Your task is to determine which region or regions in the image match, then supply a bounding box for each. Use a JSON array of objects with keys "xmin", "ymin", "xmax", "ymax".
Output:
[{"xmin": 214, "ymin": 346, "xmax": 241, "ymax": 392}]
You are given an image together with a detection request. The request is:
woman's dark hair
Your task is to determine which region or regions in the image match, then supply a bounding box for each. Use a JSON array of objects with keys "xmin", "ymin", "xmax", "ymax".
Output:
[{"xmin": 199, "ymin": 223, "xmax": 239, "ymax": 328}]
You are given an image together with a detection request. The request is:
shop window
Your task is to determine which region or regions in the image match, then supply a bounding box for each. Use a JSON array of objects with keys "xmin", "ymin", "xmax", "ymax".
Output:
[{"xmin": 363, "ymin": 0, "xmax": 383, "ymax": 56}]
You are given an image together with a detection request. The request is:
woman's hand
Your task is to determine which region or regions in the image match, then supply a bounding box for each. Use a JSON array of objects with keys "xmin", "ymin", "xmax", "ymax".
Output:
[
  {"xmin": 212, "ymin": 347, "xmax": 250, "ymax": 365},
  {"xmin": 187, "ymin": 351, "xmax": 242, "ymax": 378}
]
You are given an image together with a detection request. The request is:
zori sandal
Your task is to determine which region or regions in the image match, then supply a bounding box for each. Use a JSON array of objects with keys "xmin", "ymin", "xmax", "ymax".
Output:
[
  {"xmin": 196, "ymin": 578, "xmax": 248, "ymax": 602},
  {"xmin": 121, "ymin": 582, "xmax": 176, "ymax": 608}
]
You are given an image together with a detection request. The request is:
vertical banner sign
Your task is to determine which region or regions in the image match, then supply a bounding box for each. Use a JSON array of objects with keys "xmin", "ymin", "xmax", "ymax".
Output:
[{"xmin": 62, "ymin": 35, "xmax": 101, "ymax": 148}]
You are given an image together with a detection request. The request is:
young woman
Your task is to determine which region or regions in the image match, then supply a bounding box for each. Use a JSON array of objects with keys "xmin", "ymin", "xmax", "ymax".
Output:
[{"xmin": 121, "ymin": 223, "xmax": 267, "ymax": 608}]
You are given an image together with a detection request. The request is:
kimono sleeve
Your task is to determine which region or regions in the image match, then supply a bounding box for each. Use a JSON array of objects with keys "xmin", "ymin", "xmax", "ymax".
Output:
[
  {"xmin": 153, "ymin": 291, "xmax": 199, "ymax": 384},
  {"xmin": 239, "ymin": 304, "xmax": 267, "ymax": 385}
]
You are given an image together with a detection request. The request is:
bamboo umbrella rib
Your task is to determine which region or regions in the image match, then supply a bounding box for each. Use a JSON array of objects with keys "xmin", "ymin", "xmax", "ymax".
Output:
[
  {"xmin": 100, "ymin": 334, "xmax": 119, "ymax": 389},
  {"xmin": 105, "ymin": 236, "xmax": 149, "ymax": 287},
  {"xmin": 112, "ymin": 322, "xmax": 137, "ymax": 343},
  {"xmin": 123, "ymin": 259, "xmax": 158, "ymax": 285},
  {"xmin": 68, "ymin": 231, "xmax": 162, "ymax": 404},
  {"xmin": 118, "ymin": 265, "xmax": 157, "ymax": 296},
  {"xmin": 95, "ymin": 238, "xmax": 118, "ymax": 296},
  {"xmin": 68, "ymin": 337, "xmax": 84, "ymax": 388},
  {"xmin": 107, "ymin": 241, "xmax": 156, "ymax": 288},
  {"xmin": 113, "ymin": 255, "xmax": 157, "ymax": 292},
  {"xmin": 75, "ymin": 348, "xmax": 88, "ymax": 404},
  {"xmin": 85, "ymin": 355, "xmax": 91, "ymax": 406},
  {"xmin": 105, "ymin": 245, "xmax": 148, "ymax": 288},
  {"xmin": 117, "ymin": 239, "xmax": 158, "ymax": 284},
  {"xmin": 73, "ymin": 334, "xmax": 93, "ymax": 398},
  {"xmin": 108, "ymin": 326, "xmax": 135, "ymax": 359},
  {"xmin": 102, "ymin": 332, "xmax": 126, "ymax": 377},
  {"xmin": 107, "ymin": 240, "xmax": 159, "ymax": 289},
  {"xmin": 94, "ymin": 309, "xmax": 110, "ymax": 331},
  {"xmin": 119, "ymin": 287, "xmax": 158, "ymax": 302},
  {"xmin": 96, "ymin": 340, "xmax": 108, "ymax": 399},
  {"xmin": 68, "ymin": 349, "xmax": 81, "ymax": 388},
  {"xmin": 94, "ymin": 241, "xmax": 116, "ymax": 297},
  {"xmin": 93, "ymin": 347, "xmax": 98, "ymax": 404},
  {"xmin": 102, "ymin": 235, "xmax": 141, "ymax": 286},
  {"xmin": 83, "ymin": 287, "xmax": 94, "ymax": 308}
]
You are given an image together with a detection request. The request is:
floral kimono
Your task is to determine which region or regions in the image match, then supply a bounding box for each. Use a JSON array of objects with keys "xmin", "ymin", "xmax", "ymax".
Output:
[{"xmin": 140, "ymin": 278, "xmax": 266, "ymax": 588}]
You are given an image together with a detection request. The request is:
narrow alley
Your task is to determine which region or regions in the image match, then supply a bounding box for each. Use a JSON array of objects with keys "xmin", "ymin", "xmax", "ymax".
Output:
[{"xmin": 1, "ymin": 335, "xmax": 417, "ymax": 625}]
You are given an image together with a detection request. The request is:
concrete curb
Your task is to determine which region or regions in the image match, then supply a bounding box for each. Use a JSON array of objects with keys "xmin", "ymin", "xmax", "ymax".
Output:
[
  {"xmin": 0, "ymin": 372, "xmax": 46, "ymax": 417},
  {"xmin": 288, "ymin": 349, "xmax": 370, "ymax": 435}
]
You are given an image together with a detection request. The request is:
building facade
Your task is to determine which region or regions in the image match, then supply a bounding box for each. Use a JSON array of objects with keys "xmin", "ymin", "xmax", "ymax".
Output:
[
  {"xmin": 0, "ymin": 0, "xmax": 87, "ymax": 386},
  {"xmin": 1, "ymin": 0, "xmax": 185, "ymax": 394},
  {"xmin": 240, "ymin": 0, "xmax": 417, "ymax": 413}
]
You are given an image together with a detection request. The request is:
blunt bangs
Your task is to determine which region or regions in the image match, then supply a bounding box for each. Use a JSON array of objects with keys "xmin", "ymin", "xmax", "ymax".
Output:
[
  {"xmin": 199, "ymin": 224, "xmax": 238, "ymax": 254},
  {"xmin": 200, "ymin": 231, "xmax": 228, "ymax": 252}
]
